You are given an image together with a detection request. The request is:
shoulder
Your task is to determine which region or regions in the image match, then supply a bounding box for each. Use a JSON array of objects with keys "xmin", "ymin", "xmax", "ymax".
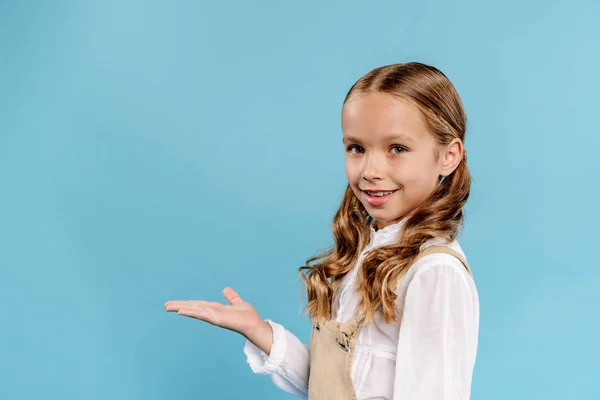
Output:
[
  {"xmin": 395, "ymin": 238, "xmax": 477, "ymax": 302},
  {"xmin": 415, "ymin": 238, "xmax": 471, "ymax": 279}
]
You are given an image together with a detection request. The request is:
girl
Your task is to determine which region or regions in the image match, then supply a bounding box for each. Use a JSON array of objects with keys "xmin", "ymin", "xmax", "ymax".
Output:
[{"xmin": 165, "ymin": 62, "xmax": 479, "ymax": 399}]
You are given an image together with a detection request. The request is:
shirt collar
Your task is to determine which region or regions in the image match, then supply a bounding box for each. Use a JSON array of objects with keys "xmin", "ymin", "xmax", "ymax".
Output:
[{"xmin": 368, "ymin": 218, "xmax": 407, "ymax": 247}]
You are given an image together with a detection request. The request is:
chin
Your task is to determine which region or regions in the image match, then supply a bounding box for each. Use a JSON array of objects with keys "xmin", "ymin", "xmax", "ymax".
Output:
[
  {"xmin": 370, "ymin": 213, "xmax": 399, "ymax": 225},
  {"xmin": 370, "ymin": 209, "xmax": 407, "ymax": 223}
]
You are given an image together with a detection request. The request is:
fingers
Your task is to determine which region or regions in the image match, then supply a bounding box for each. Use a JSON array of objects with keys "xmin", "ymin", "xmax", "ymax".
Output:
[
  {"xmin": 177, "ymin": 307, "xmax": 216, "ymax": 324},
  {"xmin": 222, "ymin": 287, "xmax": 243, "ymax": 305},
  {"xmin": 164, "ymin": 300, "xmax": 214, "ymax": 312}
]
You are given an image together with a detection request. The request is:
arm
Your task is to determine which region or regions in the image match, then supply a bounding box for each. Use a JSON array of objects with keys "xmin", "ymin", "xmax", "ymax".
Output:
[
  {"xmin": 164, "ymin": 288, "xmax": 310, "ymax": 398},
  {"xmin": 244, "ymin": 320, "xmax": 310, "ymax": 398},
  {"xmin": 393, "ymin": 259, "xmax": 479, "ymax": 400}
]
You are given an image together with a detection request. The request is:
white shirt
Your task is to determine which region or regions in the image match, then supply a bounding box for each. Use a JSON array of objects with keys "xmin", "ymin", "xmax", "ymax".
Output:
[{"xmin": 244, "ymin": 219, "xmax": 480, "ymax": 399}]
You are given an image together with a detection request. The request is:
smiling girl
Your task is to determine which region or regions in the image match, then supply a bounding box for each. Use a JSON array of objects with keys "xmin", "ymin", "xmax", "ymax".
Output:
[{"xmin": 166, "ymin": 62, "xmax": 479, "ymax": 400}]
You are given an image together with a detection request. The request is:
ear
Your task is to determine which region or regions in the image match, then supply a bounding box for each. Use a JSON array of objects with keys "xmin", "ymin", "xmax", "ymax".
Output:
[{"xmin": 439, "ymin": 138, "xmax": 464, "ymax": 177}]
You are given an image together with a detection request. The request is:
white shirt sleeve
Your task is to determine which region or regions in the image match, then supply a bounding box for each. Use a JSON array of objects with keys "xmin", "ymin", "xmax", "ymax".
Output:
[
  {"xmin": 393, "ymin": 258, "xmax": 479, "ymax": 400},
  {"xmin": 243, "ymin": 319, "xmax": 310, "ymax": 399}
]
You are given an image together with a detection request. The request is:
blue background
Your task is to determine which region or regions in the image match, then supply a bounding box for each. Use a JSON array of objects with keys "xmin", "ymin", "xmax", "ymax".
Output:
[{"xmin": 1, "ymin": 0, "xmax": 598, "ymax": 399}]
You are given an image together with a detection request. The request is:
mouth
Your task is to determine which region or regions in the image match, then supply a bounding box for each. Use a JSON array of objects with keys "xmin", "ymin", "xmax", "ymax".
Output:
[
  {"xmin": 360, "ymin": 189, "xmax": 398, "ymax": 206},
  {"xmin": 361, "ymin": 189, "xmax": 397, "ymax": 197}
]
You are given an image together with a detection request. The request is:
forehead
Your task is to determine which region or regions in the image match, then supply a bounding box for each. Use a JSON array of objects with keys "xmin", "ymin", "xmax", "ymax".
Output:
[{"xmin": 341, "ymin": 92, "xmax": 431, "ymax": 144}]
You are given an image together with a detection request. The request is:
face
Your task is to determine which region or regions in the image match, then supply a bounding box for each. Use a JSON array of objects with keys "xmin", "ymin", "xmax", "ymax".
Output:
[{"xmin": 342, "ymin": 92, "xmax": 462, "ymax": 230}]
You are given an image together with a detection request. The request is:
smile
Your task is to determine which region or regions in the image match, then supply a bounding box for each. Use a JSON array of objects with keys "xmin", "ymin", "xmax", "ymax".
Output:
[{"xmin": 361, "ymin": 189, "xmax": 398, "ymax": 206}]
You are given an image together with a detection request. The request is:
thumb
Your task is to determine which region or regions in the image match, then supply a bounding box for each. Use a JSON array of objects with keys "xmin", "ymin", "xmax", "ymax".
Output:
[{"xmin": 223, "ymin": 287, "xmax": 244, "ymax": 305}]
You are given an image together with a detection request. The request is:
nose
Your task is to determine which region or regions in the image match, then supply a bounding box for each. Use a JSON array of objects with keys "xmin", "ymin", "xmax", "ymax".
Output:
[{"xmin": 362, "ymin": 153, "xmax": 384, "ymax": 181}]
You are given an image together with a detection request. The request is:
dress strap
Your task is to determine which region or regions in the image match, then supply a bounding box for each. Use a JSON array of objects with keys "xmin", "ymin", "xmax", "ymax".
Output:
[
  {"xmin": 414, "ymin": 245, "xmax": 472, "ymax": 276},
  {"xmin": 334, "ymin": 316, "xmax": 362, "ymax": 350},
  {"xmin": 339, "ymin": 316, "xmax": 361, "ymax": 336}
]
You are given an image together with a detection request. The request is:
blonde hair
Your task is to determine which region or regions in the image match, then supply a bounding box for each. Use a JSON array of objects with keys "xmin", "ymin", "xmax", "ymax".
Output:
[{"xmin": 299, "ymin": 62, "xmax": 470, "ymax": 325}]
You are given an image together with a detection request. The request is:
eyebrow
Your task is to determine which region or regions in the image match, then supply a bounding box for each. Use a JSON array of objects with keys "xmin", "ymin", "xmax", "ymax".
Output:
[{"xmin": 342, "ymin": 134, "xmax": 415, "ymax": 144}]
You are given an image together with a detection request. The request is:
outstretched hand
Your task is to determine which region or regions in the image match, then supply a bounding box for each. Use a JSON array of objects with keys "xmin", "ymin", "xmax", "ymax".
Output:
[{"xmin": 164, "ymin": 287, "xmax": 272, "ymax": 352}]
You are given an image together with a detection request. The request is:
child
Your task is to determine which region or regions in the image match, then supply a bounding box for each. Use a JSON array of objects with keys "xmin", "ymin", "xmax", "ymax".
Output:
[{"xmin": 165, "ymin": 62, "xmax": 479, "ymax": 399}]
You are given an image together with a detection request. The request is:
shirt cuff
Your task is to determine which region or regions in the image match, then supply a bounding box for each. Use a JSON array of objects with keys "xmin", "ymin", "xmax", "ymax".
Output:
[{"xmin": 243, "ymin": 319, "xmax": 287, "ymax": 375}]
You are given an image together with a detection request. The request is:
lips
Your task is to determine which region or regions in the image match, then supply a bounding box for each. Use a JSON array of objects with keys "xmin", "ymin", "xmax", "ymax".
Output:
[{"xmin": 361, "ymin": 189, "xmax": 398, "ymax": 206}]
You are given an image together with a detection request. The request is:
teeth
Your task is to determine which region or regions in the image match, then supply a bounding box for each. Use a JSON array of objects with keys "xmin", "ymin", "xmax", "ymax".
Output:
[{"xmin": 367, "ymin": 190, "xmax": 395, "ymax": 197}]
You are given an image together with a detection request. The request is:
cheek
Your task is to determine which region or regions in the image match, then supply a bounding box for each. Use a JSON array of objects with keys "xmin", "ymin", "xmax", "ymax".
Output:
[
  {"xmin": 345, "ymin": 160, "xmax": 359, "ymax": 183},
  {"xmin": 392, "ymin": 159, "xmax": 437, "ymax": 190}
]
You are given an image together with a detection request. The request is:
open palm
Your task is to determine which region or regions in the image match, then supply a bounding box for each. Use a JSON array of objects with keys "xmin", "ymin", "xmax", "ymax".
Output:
[{"xmin": 164, "ymin": 287, "xmax": 262, "ymax": 338}]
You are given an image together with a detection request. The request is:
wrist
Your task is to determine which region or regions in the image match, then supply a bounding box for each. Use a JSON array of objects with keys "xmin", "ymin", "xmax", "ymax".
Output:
[
  {"xmin": 244, "ymin": 318, "xmax": 268, "ymax": 341},
  {"xmin": 244, "ymin": 319, "xmax": 274, "ymax": 356}
]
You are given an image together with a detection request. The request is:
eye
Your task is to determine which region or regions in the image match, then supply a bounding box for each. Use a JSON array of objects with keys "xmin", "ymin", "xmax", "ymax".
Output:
[
  {"xmin": 346, "ymin": 144, "xmax": 364, "ymax": 154},
  {"xmin": 391, "ymin": 145, "xmax": 407, "ymax": 155}
]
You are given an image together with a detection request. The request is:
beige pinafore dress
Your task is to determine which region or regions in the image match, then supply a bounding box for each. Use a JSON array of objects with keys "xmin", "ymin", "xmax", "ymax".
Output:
[{"xmin": 306, "ymin": 245, "xmax": 473, "ymax": 400}]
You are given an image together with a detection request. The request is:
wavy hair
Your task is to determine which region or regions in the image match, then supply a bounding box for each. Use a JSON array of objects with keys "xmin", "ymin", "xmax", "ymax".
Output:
[{"xmin": 299, "ymin": 62, "xmax": 470, "ymax": 324}]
